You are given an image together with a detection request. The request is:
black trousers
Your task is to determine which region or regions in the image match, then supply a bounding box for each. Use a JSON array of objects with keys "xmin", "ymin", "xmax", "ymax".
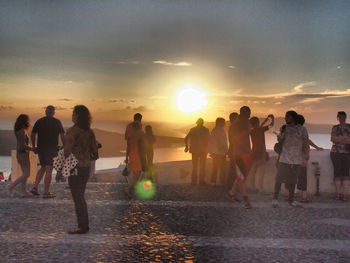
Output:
[{"xmin": 68, "ymin": 167, "xmax": 90, "ymax": 230}]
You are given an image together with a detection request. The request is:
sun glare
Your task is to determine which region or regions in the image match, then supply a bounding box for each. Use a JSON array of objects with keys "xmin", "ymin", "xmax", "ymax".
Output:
[{"xmin": 176, "ymin": 85, "xmax": 208, "ymax": 113}]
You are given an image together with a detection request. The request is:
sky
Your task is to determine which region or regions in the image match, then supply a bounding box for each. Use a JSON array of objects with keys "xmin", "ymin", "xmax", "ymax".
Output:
[{"xmin": 0, "ymin": 0, "xmax": 350, "ymax": 126}]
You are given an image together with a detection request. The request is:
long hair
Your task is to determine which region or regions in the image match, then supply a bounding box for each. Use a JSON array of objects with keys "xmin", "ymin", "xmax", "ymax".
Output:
[
  {"xmin": 14, "ymin": 114, "xmax": 29, "ymax": 134},
  {"xmin": 73, "ymin": 105, "xmax": 91, "ymax": 130}
]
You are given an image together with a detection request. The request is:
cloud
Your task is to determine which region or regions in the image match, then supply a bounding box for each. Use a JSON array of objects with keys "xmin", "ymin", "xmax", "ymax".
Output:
[
  {"xmin": 58, "ymin": 98, "xmax": 72, "ymax": 101},
  {"xmin": 0, "ymin": 105, "xmax": 14, "ymax": 111},
  {"xmin": 299, "ymin": 97, "xmax": 323, "ymax": 104},
  {"xmin": 41, "ymin": 106, "xmax": 67, "ymax": 110},
  {"xmin": 108, "ymin": 98, "xmax": 135, "ymax": 103},
  {"xmin": 293, "ymin": 81, "xmax": 317, "ymax": 93},
  {"xmin": 115, "ymin": 61, "xmax": 141, "ymax": 65},
  {"xmin": 152, "ymin": 60, "xmax": 192, "ymax": 67},
  {"xmin": 228, "ymin": 65, "xmax": 236, "ymax": 69},
  {"xmin": 126, "ymin": 105, "xmax": 147, "ymax": 111},
  {"xmin": 108, "ymin": 99, "xmax": 126, "ymax": 103}
]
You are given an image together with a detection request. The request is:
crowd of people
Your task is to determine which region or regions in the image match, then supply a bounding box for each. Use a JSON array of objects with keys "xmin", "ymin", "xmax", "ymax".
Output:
[
  {"xmin": 184, "ymin": 106, "xmax": 350, "ymax": 209},
  {"xmin": 6, "ymin": 104, "xmax": 350, "ymax": 234}
]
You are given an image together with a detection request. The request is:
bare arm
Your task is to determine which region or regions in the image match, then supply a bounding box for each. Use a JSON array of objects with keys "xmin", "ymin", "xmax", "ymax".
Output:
[
  {"xmin": 59, "ymin": 133, "xmax": 65, "ymax": 148},
  {"xmin": 308, "ymin": 139, "xmax": 323, "ymax": 150},
  {"xmin": 30, "ymin": 132, "xmax": 37, "ymax": 149},
  {"xmin": 63, "ymin": 131, "xmax": 73, "ymax": 158}
]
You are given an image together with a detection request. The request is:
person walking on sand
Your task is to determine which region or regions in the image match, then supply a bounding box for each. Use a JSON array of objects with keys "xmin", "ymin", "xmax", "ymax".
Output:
[
  {"xmin": 185, "ymin": 118, "xmax": 210, "ymax": 185},
  {"xmin": 208, "ymin": 118, "xmax": 228, "ymax": 186},
  {"xmin": 30, "ymin": 105, "xmax": 65, "ymax": 198},
  {"xmin": 8, "ymin": 114, "xmax": 36, "ymax": 197},
  {"xmin": 248, "ymin": 114, "xmax": 274, "ymax": 192},
  {"xmin": 227, "ymin": 106, "xmax": 253, "ymax": 209},
  {"xmin": 65, "ymin": 105, "xmax": 98, "ymax": 234},
  {"xmin": 330, "ymin": 111, "xmax": 350, "ymax": 201},
  {"xmin": 272, "ymin": 111, "xmax": 309, "ymax": 208}
]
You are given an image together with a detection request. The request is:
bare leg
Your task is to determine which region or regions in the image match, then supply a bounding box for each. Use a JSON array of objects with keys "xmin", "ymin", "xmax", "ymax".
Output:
[
  {"xmin": 335, "ymin": 180, "xmax": 342, "ymax": 195},
  {"xmin": 9, "ymin": 165, "xmax": 30, "ymax": 195},
  {"xmin": 43, "ymin": 166, "xmax": 53, "ymax": 194},
  {"xmin": 342, "ymin": 180, "xmax": 349, "ymax": 196},
  {"xmin": 33, "ymin": 166, "xmax": 46, "ymax": 189}
]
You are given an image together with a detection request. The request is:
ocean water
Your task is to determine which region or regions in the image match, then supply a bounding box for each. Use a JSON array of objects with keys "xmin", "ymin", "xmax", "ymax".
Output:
[{"xmin": 0, "ymin": 133, "xmax": 332, "ymax": 179}]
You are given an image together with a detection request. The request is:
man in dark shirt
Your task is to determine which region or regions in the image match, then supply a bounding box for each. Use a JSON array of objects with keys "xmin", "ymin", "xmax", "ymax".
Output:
[
  {"xmin": 185, "ymin": 118, "xmax": 210, "ymax": 185},
  {"xmin": 30, "ymin": 106, "xmax": 65, "ymax": 197}
]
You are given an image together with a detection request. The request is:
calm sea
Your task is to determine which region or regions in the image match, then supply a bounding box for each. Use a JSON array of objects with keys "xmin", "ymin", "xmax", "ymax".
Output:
[{"xmin": 0, "ymin": 133, "xmax": 332, "ymax": 179}]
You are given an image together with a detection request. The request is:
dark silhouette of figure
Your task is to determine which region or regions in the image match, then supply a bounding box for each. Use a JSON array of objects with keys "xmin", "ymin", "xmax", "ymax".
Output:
[
  {"xmin": 227, "ymin": 112, "xmax": 238, "ymax": 188},
  {"xmin": 185, "ymin": 118, "xmax": 210, "ymax": 185},
  {"xmin": 8, "ymin": 114, "xmax": 35, "ymax": 197},
  {"xmin": 64, "ymin": 105, "xmax": 98, "ymax": 234},
  {"xmin": 144, "ymin": 125, "xmax": 156, "ymax": 168},
  {"xmin": 208, "ymin": 117, "xmax": 228, "ymax": 186},
  {"xmin": 272, "ymin": 111, "xmax": 309, "ymax": 208},
  {"xmin": 31, "ymin": 105, "xmax": 65, "ymax": 197},
  {"xmin": 227, "ymin": 106, "xmax": 253, "ymax": 209},
  {"xmin": 330, "ymin": 111, "xmax": 350, "ymax": 201}
]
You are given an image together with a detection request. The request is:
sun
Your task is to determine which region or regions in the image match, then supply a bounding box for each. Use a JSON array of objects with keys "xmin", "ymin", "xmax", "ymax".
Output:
[{"xmin": 176, "ymin": 85, "xmax": 208, "ymax": 113}]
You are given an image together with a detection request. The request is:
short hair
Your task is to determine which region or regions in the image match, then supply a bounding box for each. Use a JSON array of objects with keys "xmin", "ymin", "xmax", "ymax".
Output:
[
  {"xmin": 215, "ymin": 117, "xmax": 225, "ymax": 126},
  {"xmin": 286, "ymin": 110, "xmax": 298, "ymax": 122},
  {"xmin": 45, "ymin": 105, "xmax": 55, "ymax": 116},
  {"xmin": 337, "ymin": 111, "xmax": 347, "ymax": 118},
  {"xmin": 249, "ymin": 117, "xmax": 259, "ymax": 127},
  {"xmin": 240, "ymin": 106, "xmax": 251, "ymax": 117},
  {"xmin": 196, "ymin": 118, "xmax": 204, "ymax": 126},
  {"xmin": 296, "ymin": 115, "xmax": 305, "ymax": 126},
  {"xmin": 229, "ymin": 112, "xmax": 238, "ymax": 121},
  {"xmin": 133, "ymin": 113, "xmax": 142, "ymax": 121}
]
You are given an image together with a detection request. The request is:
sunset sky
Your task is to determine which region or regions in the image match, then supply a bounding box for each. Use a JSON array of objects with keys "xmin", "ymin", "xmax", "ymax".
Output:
[{"xmin": 1, "ymin": 0, "xmax": 350, "ymax": 126}]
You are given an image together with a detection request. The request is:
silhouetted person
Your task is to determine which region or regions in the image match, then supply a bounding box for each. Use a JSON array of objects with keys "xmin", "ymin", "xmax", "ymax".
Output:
[
  {"xmin": 65, "ymin": 105, "xmax": 98, "ymax": 234},
  {"xmin": 125, "ymin": 113, "xmax": 142, "ymax": 141},
  {"xmin": 249, "ymin": 114, "xmax": 274, "ymax": 192},
  {"xmin": 30, "ymin": 106, "xmax": 64, "ymax": 197},
  {"xmin": 272, "ymin": 111, "xmax": 309, "ymax": 208},
  {"xmin": 227, "ymin": 106, "xmax": 252, "ymax": 209},
  {"xmin": 208, "ymin": 118, "xmax": 228, "ymax": 186},
  {"xmin": 185, "ymin": 118, "xmax": 210, "ymax": 185},
  {"xmin": 295, "ymin": 114, "xmax": 322, "ymax": 202},
  {"xmin": 144, "ymin": 125, "xmax": 156, "ymax": 168},
  {"xmin": 8, "ymin": 114, "xmax": 35, "ymax": 197},
  {"xmin": 125, "ymin": 121, "xmax": 144, "ymax": 198},
  {"xmin": 330, "ymin": 111, "xmax": 350, "ymax": 201},
  {"xmin": 227, "ymin": 112, "xmax": 238, "ymax": 188}
]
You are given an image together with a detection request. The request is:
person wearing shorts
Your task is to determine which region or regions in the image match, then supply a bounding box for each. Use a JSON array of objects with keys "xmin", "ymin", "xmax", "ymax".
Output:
[
  {"xmin": 227, "ymin": 106, "xmax": 253, "ymax": 209},
  {"xmin": 30, "ymin": 106, "xmax": 65, "ymax": 198},
  {"xmin": 272, "ymin": 111, "xmax": 309, "ymax": 208},
  {"xmin": 249, "ymin": 115, "xmax": 274, "ymax": 192},
  {"xmin": 330, "ymin": 111, "xmax": 350, "ymax": 201}
]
